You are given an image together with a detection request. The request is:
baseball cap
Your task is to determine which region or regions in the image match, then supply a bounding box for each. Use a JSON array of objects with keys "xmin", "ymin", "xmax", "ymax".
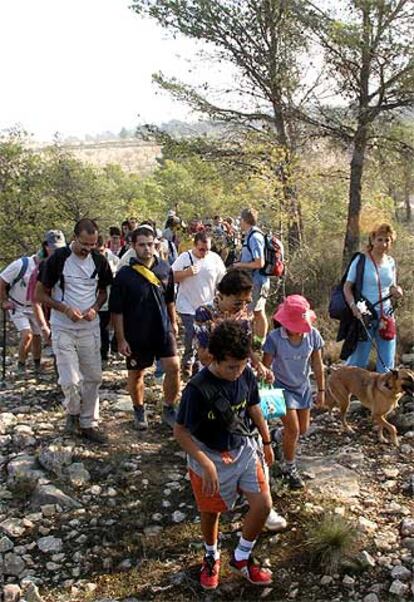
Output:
[{"xmin": 45, "ymin": 230, "xmax": 66, "ymax": 250}]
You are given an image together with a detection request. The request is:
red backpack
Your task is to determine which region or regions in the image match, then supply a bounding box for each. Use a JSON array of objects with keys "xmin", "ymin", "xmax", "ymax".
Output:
[{"xmin": 246, "ymin": 230, "xmax": 285, "ymax": 278}]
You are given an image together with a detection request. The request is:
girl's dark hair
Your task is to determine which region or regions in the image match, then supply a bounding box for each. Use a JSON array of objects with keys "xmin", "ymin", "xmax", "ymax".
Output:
[
  {"xmin": 217, "ymin": 269, "xmax": 252, "ymax": 296},
  {"xmin": 208, "ymin": 320, "xmax": 251, "ymax": 362},
  {"xmin": 109, "ymin": 226, "xmax": 121, "ymax": 236}
]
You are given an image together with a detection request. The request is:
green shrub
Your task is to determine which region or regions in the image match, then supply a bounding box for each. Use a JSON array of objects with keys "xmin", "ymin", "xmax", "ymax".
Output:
[{"xmin": 303, "ymin": 514, "xmax": 359, "ymax": 574}]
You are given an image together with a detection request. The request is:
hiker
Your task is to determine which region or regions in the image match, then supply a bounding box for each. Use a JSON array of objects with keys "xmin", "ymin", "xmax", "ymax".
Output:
[
  {"xmin": 36, "ymin": 218, "xmax": 113, "ymax": 444},
  {"xmin": 172, "ymin": 231, "xmax": 226, "ymax": 378},
  {"xmin": 107, "ymin": 226, "xmax": 123, "ymax": 256},
  {"xmin": 194, "ymin": 269, "xmax": 286, "ymax": 532},
  {"xmin": 341, "ymin": 223, "xmax": 403, "ymax": 372},
  {"xmin": 109, "ymin": 226, "xmax": 180, "ymax": 431},
  {"xmin": 30, "ymin": 230, "xmax": 67, "ymax": 347},
  {"xmin": 0, "ymin": 250, "xmax": 45, "ymax": 377},
  {"xmin": 233, "ymin": 208, "xmax": 270, "ymax": 342},
  {"xmin": 175, "ymin": 320, "xmax": 274, "ymax": 590},
  {"xmin": 96, "ymin": 235, "xmax": 119, "ymax": 364},
  {"xmin": 262, "ymin": 295, "xmax": 325, "ymax": 489}
]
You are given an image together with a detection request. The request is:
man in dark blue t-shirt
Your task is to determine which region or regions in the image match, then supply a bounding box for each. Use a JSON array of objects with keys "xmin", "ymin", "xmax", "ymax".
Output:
[
  {"xmin": 110, "ymin": 226, "xmax": 180, "ymax": 431},
  {"xmin": 175, "ymin": 321, "xmax": 274, "ymax": 590}
]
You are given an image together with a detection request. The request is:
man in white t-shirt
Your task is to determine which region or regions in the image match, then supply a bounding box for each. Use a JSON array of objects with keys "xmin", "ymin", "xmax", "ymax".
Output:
[
  {"xmin": 0, "ymin": 255, "xmax": 42, "ymax": 376},
  {"xmin": 36, "ymin": 219, "xmax": 113, "ymax": 444},
  {"xmin": 172, "ymin": 231, "xmax": 226, "ymax": 376}
]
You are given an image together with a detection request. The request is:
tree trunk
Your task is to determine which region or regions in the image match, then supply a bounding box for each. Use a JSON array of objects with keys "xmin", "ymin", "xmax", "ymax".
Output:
[
  {"xmin": 404, "ymin": 191, "xmax": 412, "ymax": 222},
  {"xmin": 343, "ymin": 125, "xmax": 368, "ymax": 267}
]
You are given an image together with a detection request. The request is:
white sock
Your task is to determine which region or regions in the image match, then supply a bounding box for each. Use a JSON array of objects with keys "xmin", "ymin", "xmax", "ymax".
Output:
[
  {"xmin": 234, "ymin": 536, "xmax": 255, "ymax": 561},
  {"xmin": 205, "ymin": 542, "xmax": 220, "ymax": 560}
]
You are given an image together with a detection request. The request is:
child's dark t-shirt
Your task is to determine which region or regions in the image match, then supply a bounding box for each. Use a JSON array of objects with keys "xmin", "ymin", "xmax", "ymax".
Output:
[{"xmin": 176, "ymin": 366, "xmax": 259, "ymax": 452}]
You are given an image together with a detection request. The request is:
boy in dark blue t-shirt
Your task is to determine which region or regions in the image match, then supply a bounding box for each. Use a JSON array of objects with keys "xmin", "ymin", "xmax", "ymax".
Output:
[{"xmin": 175, "ymin": 321, "xmax": 274, "ymax": 590}]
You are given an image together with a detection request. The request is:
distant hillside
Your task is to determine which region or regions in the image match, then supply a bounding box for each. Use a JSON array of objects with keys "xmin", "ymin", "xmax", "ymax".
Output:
[{"xmin": 62, "ymin": 139, "xmax": 162, "ymax": 175}]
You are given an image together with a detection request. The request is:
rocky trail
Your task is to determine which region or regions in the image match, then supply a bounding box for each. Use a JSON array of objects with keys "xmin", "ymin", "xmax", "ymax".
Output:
[{"xmin": 0, "ymin": 355, "xmax": 414, "ymax": 602}]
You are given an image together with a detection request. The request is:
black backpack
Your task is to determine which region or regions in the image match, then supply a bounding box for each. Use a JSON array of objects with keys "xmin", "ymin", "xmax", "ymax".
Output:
[
  {"xmin": 41, "ymin": 246, "xmax": 112, "ymax": 298},
  {"xmin": 328, "ymin": 253, "xmax": 365, "ymax": 320},
  {"xmin": 190, "ymin": 370, "xmax": 255, "ymax": 438}
]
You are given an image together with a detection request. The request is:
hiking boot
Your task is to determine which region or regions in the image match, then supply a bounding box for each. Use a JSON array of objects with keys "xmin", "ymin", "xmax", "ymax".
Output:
[
  {"xmin": 182, "ymin": 364, "xmax": 192, "ymax": 379},
  {"xmin": 229, "ymin": 555, "xmax": 272, "ymax": 586},
  {"xmin": 16, "ymin": 363, "xmax": 26, "ymax": 379},
  {"xmin": 283, "ymin": 465, "xmax": 305, "ymax": 490},
  {"xmin": 80, "ymin": 427, "xmax": 108, "ymax": 444},
  {"xmin": 64, "ymin": 414, "xmax": 80, "ymax": 435},
  {"xmin": 133, "ymin": 406, "xmax": 148, "ymax": 431},
  {"xmin": 162, "ymin": 405, "xmax": 177, "ymax": 428},
  {"xmin": 265, "ymin": 508, "xmax": 287, "ymax": 532},
  {"xmin": 200, "ymin": 555, "xmax": 220, "ymax": 590}
]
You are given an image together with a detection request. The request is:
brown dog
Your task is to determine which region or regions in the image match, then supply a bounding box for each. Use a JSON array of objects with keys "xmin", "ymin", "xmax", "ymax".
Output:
[{"xmin": 325, "ymin": 366, "xmax": 414, "ymax": 446}]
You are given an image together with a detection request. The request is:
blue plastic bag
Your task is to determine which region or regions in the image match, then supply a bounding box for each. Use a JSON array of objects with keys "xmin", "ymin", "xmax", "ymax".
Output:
[{"xmin": 259, "ymin": 385, "xmax": 287, "ymax": 420}]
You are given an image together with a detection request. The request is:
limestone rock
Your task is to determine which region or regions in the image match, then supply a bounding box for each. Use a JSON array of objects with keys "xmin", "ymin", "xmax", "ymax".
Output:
[
  {"xmin": 7, "ymin": 454, "xmax": 44, "ymax": 484},
  {"xmin": 390, "ymin": 565, "xmax": 411, "ymax": 581},
  {"xmin": 66, "ymin": 462, "xmax": 91, "ymax": 486},
  {"xmin": 31, "ymin": 483, "xmax": 81, "ymax": 510},
  {"xmin": 389, "ymin": 579, "xmax": 408, "ymax": 596},
  {"xmin": 0, "ymin": 518, "xmax": 26, "ymax": 538},
  {"xmin": 37, "ymin": 535, "xmax": 63, "ymax": 553},
  {"xmin": 299, "ymin": 456, "xmax": 360, "ymax": 500},
  {"xmin": 3, "ymin": 584, "xmax": 21, "ymax": 602},
  {"xmin": 0, "ymin": 413, "xmax": 17, "ymax": 434},
  {"xmin": 38, "ymin": 444, "xmax": 73, "ymax": 476},
  {"xmin": 400, "ymin": 518, "xmax": 414, "ymax": 537},
  {"xmin": 24, "ymin": 582, "xmax": 44, "ymax": 602},
  {"xmin": 0, "ymin": 535, "xmax": 14, "ymax": 552},
  {"xmin": 3, "ymin": 552, "xmax": 26, "ymax": 576}
]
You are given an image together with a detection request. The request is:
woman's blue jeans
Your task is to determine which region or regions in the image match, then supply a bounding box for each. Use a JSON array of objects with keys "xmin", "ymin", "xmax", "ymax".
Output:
[{"xmin": 346, "ymin": 321, "xmax": 396, "ymax": 373}]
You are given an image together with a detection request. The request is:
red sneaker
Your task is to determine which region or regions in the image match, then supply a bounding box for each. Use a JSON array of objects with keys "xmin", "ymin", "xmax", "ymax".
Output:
[
  {"xmin": 200, "ymin": 555, "xmax": 220, "ymax": 590},
  {"xmin": 229, "ymin": 555, "xmax": 272, "ymax": 585}
]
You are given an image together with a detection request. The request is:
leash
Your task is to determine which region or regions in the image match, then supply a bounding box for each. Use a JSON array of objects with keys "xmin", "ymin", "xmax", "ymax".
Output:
[{"xmin": 357, "ymin": 316, "xmax": 390, "ymax": 373}]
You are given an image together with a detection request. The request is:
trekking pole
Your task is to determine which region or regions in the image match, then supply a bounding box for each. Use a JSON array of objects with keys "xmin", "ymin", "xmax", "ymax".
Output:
[{"xmin": 1, "ymin": 308, "xmax": 6, "ymax": 387}]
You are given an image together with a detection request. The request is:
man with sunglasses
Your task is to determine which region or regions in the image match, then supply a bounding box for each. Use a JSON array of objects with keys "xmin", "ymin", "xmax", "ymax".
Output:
[
  {"xmin": 109, "ymin": 227, "xmax": 180, "ymax": 431},
  {"xmin": 172, "ymin": 232, "xmax": 226, "ymax": 378},
  {"xmin": 36, "ymin": 219, "xmax": 113, "ymax": 443}
]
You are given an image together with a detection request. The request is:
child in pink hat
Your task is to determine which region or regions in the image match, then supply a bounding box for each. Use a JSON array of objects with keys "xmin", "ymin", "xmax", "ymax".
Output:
[{"xmin": 262, "ymin": 295, "xmax": 325, "ymax": 489}]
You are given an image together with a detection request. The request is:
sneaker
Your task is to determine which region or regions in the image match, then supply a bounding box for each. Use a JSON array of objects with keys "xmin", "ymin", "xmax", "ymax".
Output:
[
  {"xmin": 265, "ymin": 508, "xmax": 287, "ymax": 532},
  {"xmin": 64, "ymin": 414, "xmax": 80, "ymax": 435},
  {"xmin": 133, "ymin": 406, "xmax": 148, "ymax": 431},
  {"xmin": 283, "ymin": 465, "xmax": 305, "ymax": 490},
  {"xmin": 229, "ymin": 555, "xmax": 272, "ymax": 586},
  {"xmin": 200, "ymin": 555, "xmax": 220, "ymax": 590},
  {"xmin": 80, "ymin": 427, "xmax": 108, "ymax": 444},
  {"xmin": 162, "ymin": 405, "xmax": 177, "ymax": 428}
]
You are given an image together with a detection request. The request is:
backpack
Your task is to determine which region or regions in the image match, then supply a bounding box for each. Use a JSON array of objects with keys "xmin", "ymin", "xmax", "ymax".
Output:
[
  {"xmin": 190, "ymin": 369, "xmax": 255, "ymax": 438},
  {"xmin": 328, "ymin": 252, "xmax": 365, "ymax": 320},
  {"xmin": 246, "ymin": 229, "xmax": 285, "ymax": 278},
  {"xmin": 43, "ymin": 246, "xmax": 111, "ymax": 299},
  {"xmin": 6, "ymin": 256, "xmax": 30, "ymax": 293}
]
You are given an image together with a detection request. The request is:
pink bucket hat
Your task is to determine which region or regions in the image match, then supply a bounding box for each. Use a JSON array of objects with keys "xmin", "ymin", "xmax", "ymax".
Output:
[{"xmin": 273, "ymin": 294, "xmax": 316, "ymax": 334}]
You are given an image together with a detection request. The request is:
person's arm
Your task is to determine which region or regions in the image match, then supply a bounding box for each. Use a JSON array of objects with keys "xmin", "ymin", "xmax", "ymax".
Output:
[
  {"xmin": 83, "ymin": 288, "xmax": 107, "ymax": 321},
  {"xmin": 233, "ymin": 257, "xmax": 264, "ymax": 271},
  {"xmin": 32, "ymin": 302, "xmax": 51, "ymax": 340},
  {"xmin": 311, "ymin": 348, "xmax": 325, "ymax": 408},
  {"xmin": 167, "ymin": 302, "xmax": 178, "ymax": 337},
  {"xmin": 112, "ymin": 313, "xmax": 131, "ymax": 356},
  {"xmin": 247, "ymin": 405, "xmax": 274, "ymax": 467},
  {"xmin": 173, "ymin": 264, "xmax": 199, "ymax": 283},
  {"xmin": 0, "ymin": 278, "xmax": 13, "ymax": 309},
  {"xmin": 343, "ymin": 280, "xmax": 362, "ymax": 319},
  {"xmin": 174, "ymin": 423, "xmax": 219, "ymax": 495},
  {"xmin": 35, "ymin": 282, "xmax": 83, "ymax": 322},
  {"xmin": 262, "ymin": 351, "xmax": 273, "ymax": 369},
  {"xmin": 250, "ymin": 350, "xmax": 274, "ymax": 383}
]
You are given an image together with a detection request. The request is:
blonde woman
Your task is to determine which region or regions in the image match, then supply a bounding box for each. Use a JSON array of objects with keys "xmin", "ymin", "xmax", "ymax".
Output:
[{"xmin": 343, "ymin": 223, "xmax": 403, "ymax": 372}]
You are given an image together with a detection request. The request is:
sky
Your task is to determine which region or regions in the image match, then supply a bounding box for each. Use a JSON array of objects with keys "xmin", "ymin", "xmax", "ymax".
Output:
[{"xmin": 0, "ymin": 0, "xmax": 215, "ymax": 141}]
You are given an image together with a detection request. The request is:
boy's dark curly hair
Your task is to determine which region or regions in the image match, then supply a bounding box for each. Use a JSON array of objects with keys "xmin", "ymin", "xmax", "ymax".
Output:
[
  {"xmin": 217, "ymin": 269, "xmax": 252, "ymax": 296},
  {"xmin": 208, "ymin": 320, "xmax": 251, "ymax": 362}
]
